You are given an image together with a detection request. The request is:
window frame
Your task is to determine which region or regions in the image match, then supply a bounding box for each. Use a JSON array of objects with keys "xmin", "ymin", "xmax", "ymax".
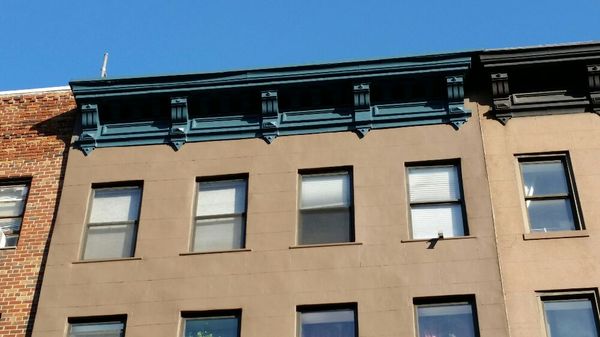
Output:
[
  {"xmin": 517, "ymin": 153, "xmax": 583, "ymax": 232},
  {"xmin": 297, "ymin": 167, "xmax": 355, "ymax": 245},
  {"xmin": 191, "ymin": 174, "xmax": 249, "ymax": 253},
  {"xmin": 413, "ymin": 295, "xmax": 480, "ymax": 337},
  {"xmin": 81, "ymin": 182, "xmax": 143, "ymax": 260},
  {"xmin": 405, "ymin": 160, "xmax": 468, "ymax": 239},
  {"xmin": 68, "ymin": 314, "xmax": 127, "ymax": 337},
  {"xmin": 537, "ymin": 289, "xmax": 600, "ymax": 337},
  {"xmin": 0, "ymin": 178, "xmax": 31, "ymax": 249},
  {"xmin": 296, "ymin": 302, "xmax": 358, "ymax": 337},
  {"xmin": 180, "ymin": 309, "xmax": 242, "ymax": 337}
]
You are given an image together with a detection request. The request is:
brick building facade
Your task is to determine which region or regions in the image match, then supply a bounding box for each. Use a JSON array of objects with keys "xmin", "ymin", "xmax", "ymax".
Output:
[{"xmin": 0, "ymin": 88, "xmax": 74, "ymax": 337}]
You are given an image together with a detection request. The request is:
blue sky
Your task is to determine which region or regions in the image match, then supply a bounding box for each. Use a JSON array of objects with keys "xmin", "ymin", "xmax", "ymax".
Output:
[{"xmin": 1, "ymin": 0, "xmax": 599, "ymax": 91}]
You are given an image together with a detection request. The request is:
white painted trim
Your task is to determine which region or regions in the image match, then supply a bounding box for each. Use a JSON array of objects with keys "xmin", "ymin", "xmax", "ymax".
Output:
[{"xmin": 0, "ymin": 86, "xmax": 71, "ymax": 96}]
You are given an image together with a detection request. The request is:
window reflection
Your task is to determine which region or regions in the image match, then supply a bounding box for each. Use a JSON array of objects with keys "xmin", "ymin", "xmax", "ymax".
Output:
[{"xmin": 416, "ymin": 302, "xmax": 477, "ymax": 337}]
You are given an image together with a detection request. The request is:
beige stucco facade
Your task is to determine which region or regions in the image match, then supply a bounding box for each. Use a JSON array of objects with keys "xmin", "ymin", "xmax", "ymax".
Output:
[
  {"xmin": 477, "ymin": 104, "xmax": 600, "ymax": 337},
  {"xmin": 32, "ymin": 99, "xmax": 509, "ymax": 337}
]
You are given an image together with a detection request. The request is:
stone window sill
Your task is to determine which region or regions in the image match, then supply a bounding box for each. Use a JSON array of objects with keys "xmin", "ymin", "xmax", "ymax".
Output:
[
  {"xmin": 289, "ymin": 242, "xmax": 363, "ymax": 249},
  {"xmin": 179, "ymin": 248, "xmax": 251, "ymax": 256},
  {"xmin": 401, "ymin": 235, "xmax": 476, "ymax": 243},
  {"xmin": 523, "ymin": 230, "xmax": 589, "ymax": 241},
  {"xmin": 0, "ymin": 246, "xmax": 17, "ymax": 251},
  {"xmin": 72, "ymin": 257, "xmax": 142, "ymax": 264}
]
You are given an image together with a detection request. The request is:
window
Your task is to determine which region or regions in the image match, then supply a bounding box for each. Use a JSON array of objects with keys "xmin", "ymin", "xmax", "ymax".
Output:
[
  {"xmin": 0, "ymin": 181, "xmax": 30, "ymax": 248},
  {"xmin": 541, "ymin": 293, "xmax": 600, "ymax": 337},
  {"xmin": 519, "ymin": 155, "xmax": 581, "ymax": 232},
  {"xmin": 194, "ymin": 178, "xmax": 247, "ymax": 252},
  {"xmin": 82, "ymin": 185, "xmax": 141, "ymax": 260},
  {"xmin": 407, "ymin": 164, "xmax": 466, "ymax": 239},
  {"xmin": 182, "ymin": 311, "xmax": 241, "ymax": 337},
  {"xmin": 415, "ymin": 298, "xmax": 479, "ymax": 337},
  {"xmin": 69, "ymin": 317, "xmax": 126, "ymax": 337},
  {"xmin": 297, "ymin": 305, "xmax": 357, "ymax": 337},
  {"xmin": 298, "ymin": 170, "xmax": 353, "ymax": 245}
]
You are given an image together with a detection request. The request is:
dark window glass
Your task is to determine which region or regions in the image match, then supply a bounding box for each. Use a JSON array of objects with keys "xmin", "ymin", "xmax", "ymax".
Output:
[
  {"xmin": 70, "ymin": 321, "xmax": 125, "ymax": 337},
  {"xmin": 543, "ymin": 297, "xmax": 599, "ymax": 337},
  {"xmin": 183, "ymin": 315, "xmax": 240, "ymax": 337},
  {"xmin": 299, "ymin": 308, "xmax": 356, "ymax": 337},
  {"xmin": 416, "ymin": 302, "xmax": 477, "ymax": 337},
  {"xmin": 519, "ymin": 158, "xmax": 580, "ymax": 232}
]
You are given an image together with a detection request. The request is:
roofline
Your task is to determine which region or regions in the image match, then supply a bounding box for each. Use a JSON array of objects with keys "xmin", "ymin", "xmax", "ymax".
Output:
[
  {"xmin": 0, "ymin": 85, "xmax": 71, "ymax": 97},
  {"xmin": 70, "ymin": 50, "xmax": 476, "ymax": 86},
  {"xmin": 480, "ymin": 41, "xmax": 600, "ymax": 68}
]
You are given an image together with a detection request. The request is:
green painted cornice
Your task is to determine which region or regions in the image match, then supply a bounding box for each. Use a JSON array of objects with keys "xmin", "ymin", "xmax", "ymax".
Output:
[
  {"xmin": 70, "ymin": 52, "xmax": 474, "ymax": 155},
  {"xmin": 71, "ymin": 53, "xmax": 472, "ymax": 99}
]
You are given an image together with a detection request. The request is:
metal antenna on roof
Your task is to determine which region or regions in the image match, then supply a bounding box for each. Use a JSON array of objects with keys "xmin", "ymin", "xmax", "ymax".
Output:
[{"xmin": 100, "ymin": 52, "xmax": 109, "ymax": 78}]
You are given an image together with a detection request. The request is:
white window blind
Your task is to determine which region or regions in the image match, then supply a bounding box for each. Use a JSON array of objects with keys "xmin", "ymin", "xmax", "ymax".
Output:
[
  {"xmin": 301, "ymin": 174, "xmax": 350, "ymax": 210},
  {"xmin": 197, "ymin": 180, "xmax": 246, "ymax": 216},
  {"xmin": 194, "ymin": 217, "xmax": 244, "ymax": 252},
  {"xmin": 411, "ymin": 204, "xmax": 464, "ymax": 239},
  {"xmin": 408, "ymin": 165, "xmax": 465, "ymax": 239},
  {"xmin": 0, "ymin": 184, "xmax": 29, "ymax": 248},
  {"xmin": 194, "ymin": 179, "xmax": 247, "ymax": 252},
  {"xmin": 89, "ymin": 188, "xmax": 141, "ymax": 223},
  {"xmin": 83, "ymin": 186, "xmax": 141, "ymax": 260},
  {"xmin": 84, "ymin": 223, "xmax": 136, "ymax": 259},
  {"xmin": 409, "ymin": 166, "xmax": 460, "ymax": 203}
]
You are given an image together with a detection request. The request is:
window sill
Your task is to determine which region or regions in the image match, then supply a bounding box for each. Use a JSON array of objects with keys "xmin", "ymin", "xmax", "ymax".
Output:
[
  {"xmin": 401, "ymin": 236, "xmax": 476, "ymax": 243},
  {"xmin": 289, "ymin": 242, "xmax": 363, "ymax": 249},
  {"xmin": 179, "ymin": 248, "xmax": 252, "ymax": 256},
  {"xmin": 72, "ymin": 257, "xmax": 142, "ymax": 264},
  {"xmin": 523, "ymin": 230, "xmax": 589, "ymax": 241},
  {"xmin": 0, "ymin": 246, "xmax": 17, "ymax": 251}
]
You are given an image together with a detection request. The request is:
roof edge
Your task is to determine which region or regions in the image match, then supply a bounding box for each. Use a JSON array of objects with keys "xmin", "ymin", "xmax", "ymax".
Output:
[{"xmin": 0, "ymin": 86, "xmax": 71, "ymax": 97}]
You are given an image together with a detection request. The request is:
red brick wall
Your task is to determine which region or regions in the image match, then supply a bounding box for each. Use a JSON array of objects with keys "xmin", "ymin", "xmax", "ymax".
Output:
[{"xmin": 0, "ymin": 90, "xmax": 75, "ymax": 337}]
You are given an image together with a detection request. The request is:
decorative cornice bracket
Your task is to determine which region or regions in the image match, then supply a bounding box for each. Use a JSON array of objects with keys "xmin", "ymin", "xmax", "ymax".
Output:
[
  {"xmin": 588, "ymin": 65, "xmax": 600, "ymax": 115},
  {"xmin": 79, "ymin": 103, "xmax": 100, "ymax": 155},
  {"xmin": 169, "ymin": 97, "xmax": 189, "ymax": 150},
  {"xmin": 353, "ymin": 83, "xmax": 372, "ymax": 138},
  {"xmin": 261, "ymin": 90, "xmax": 279, "ymax": 143},
  {"xmin": 490, "ymin": 73, "xmax": 513, "ymax": 124},
  {"xmin": 446, "ymin": 76, "xmax": 469, "ymax": 129}
]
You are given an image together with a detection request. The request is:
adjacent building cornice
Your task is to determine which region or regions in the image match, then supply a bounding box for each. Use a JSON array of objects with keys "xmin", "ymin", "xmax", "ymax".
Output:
[{"xmin": 480, "ymin": 42, "xmax": 600, "ymax": 124}]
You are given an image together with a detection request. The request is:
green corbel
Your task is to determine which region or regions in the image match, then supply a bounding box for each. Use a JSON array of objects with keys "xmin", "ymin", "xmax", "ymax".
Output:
[
  {"xmin": 446, "ymin": 76, "xmax": 469, "ymax": 129},
  {"xmin": 169, "ymin": 97, "xmax": 189, "ymax": 150},
  {"xmin": 261, "ymin": 90, "xmax": 279, "ymax": 144},
  {"xmin": 79, "ymin": 103, "xmax": 100, "ymax": 155},
  {"xmin": 353, "ymin": 83, "xmax": 372, "ymax": 138}
]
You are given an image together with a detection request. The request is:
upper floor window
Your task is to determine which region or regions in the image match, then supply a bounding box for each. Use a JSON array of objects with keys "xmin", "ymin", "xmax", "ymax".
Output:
[
  {"xmin": 298, "ymin": 170, "xmax": 353, "ymax": 245},
  {"xmin": 182, "ymin": 310, "xmax": 241, "ymax": 337},
  {"xmin": 415, "ymin": 298, "xmax": 479, "ymax": 337},
  {"xmin": 0, "ymin": 181, "xmax": 30, "ymax": 248},
  {"xmin": 407, "ymin": 163, "xmax": 466, "ymax": 239},
  {"xmin": 519, "ymin": 154, "xmax": 581, "ymax": 232},
  {"xmin": 297, "ymin": 304, "xmax": 357, "ymax": 337},
  {"xmin": 82, "ymin": 185, "xmax": 141, "ymax": 260},
  {"xmin": 194, "ymin": 178, "xmax": 247, "ymax": 252},
  {"xmin": 69, "ymin": 317, "xmax": 126, "ymax": 337},
  {"xmin": 541, "ymin": 292, "xmax": 600, "ymax": 337}
]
